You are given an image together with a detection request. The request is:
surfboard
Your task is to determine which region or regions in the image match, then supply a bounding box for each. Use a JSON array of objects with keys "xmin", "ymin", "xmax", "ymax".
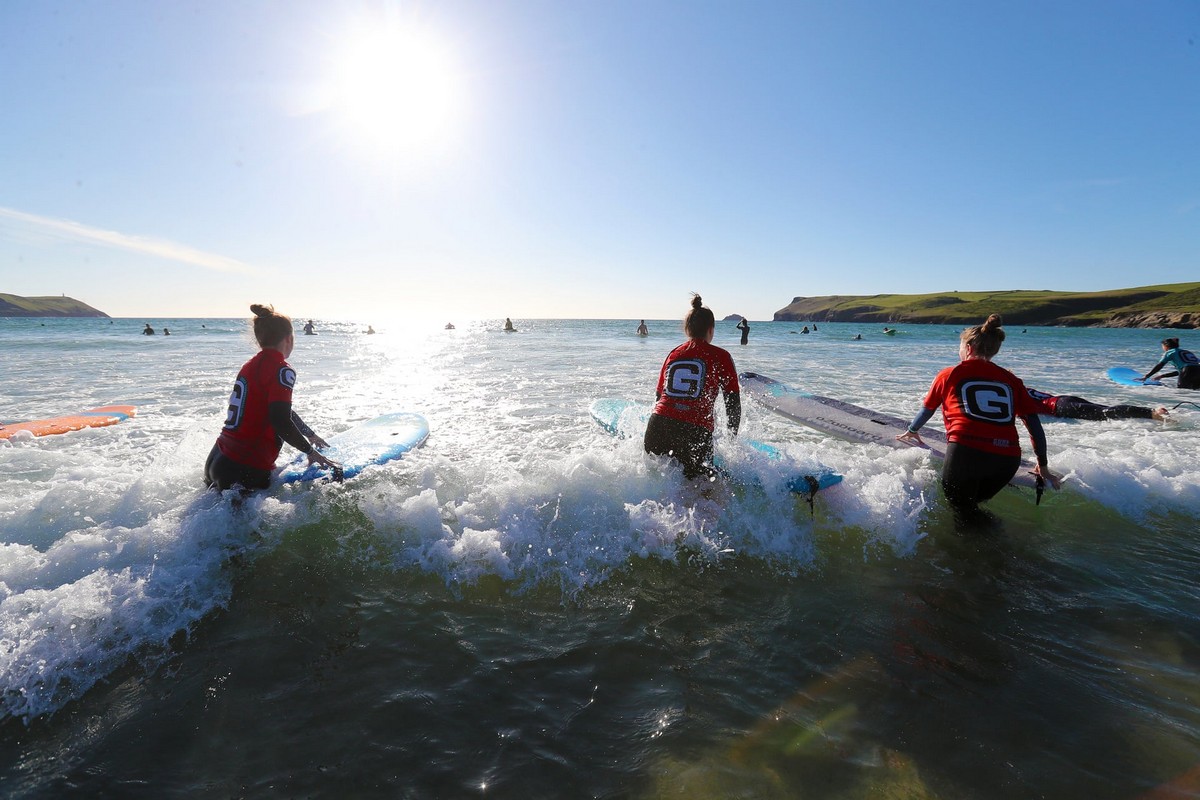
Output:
[
  {"xmin": 277, "ymin": 412, "xmax": 429, "ymax": 484},
  {"xmin": 1107, "ymin": 367, "xmax": 1162, "ymax": 387},
  {"xmin": 738, "ymin": 372, "xmax": 1044, "ymax": 493},
  {"xmin": 588, "ymin": 399, "xmax": 842, "ymax": 495},
  {"xmin": 0, "ymin": 405, "xmax": 137, "ymax": 440}
]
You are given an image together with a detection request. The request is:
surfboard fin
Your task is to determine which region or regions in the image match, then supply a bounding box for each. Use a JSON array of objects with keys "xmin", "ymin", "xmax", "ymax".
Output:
[
  {"xmin": 328, "ymin": 466, "xmax": 345, "ymax": 483},
  {"xmin": 1035, "ymin": 473, "xmax": 1045, "ymax": 505}
]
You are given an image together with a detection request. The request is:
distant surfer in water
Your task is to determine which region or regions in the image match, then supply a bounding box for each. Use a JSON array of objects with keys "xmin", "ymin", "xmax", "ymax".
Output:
[
  {"xmin": 1025, "ymin": 388, "xmax": 1167, "ymax": 421},
  {"xmin": 143, "ymin": 324, "xmax": 155, "ymax": 335},
  {"xmin": 736, "ymin": 317, "xmax": 750, "ymax": 345},
  {"xmin": 637, "ymin": 320, "xmax": 648, "ymax": 336},
  {"xmin": 303, "ymin": 320, "xmax": 316, "ymax": 335},
  {"xmin": 897, "ymin": 314, "xmax": 1058, "ymax": 520},
  {"xmin": 1142, "ymin": 337, "xmax": 1200, "ymax": 390},
  {"xmin": 644, "ymin": 293, "xmax": 741, "ymax": 481},
  {"xmin": 204, "ymin": 304, "xmax": 338, "ymax": 491},
  {"xmin": 504, "ymin": 318, "xmax": 516, "ymax": 332}
]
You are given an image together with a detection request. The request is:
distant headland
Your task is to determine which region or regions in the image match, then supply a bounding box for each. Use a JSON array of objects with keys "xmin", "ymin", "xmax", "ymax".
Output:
[
  {"xmin": 774, "ymin": 282, "xmax": 1200, "ymax": 329},
  {"xmin": 0, "ymin": 293, "xmax": 109, "ymax": 317}
]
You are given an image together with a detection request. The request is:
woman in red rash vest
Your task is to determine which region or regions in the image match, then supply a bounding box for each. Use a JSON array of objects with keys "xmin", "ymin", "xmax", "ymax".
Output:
[
  {"xmin": 897, "ymin": 314, "xmax": 1059, "ymax": 519},
  {"xmin": 643, "ymin": 293, "xmax": 741, "ymax": 481},
  {"xmin": 204, "ymin": 304, "xmax": 338, "ymax": 491}
]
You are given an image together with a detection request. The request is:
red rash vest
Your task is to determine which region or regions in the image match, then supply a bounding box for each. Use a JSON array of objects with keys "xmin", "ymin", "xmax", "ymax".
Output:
[
  {"xmin": 652, "ymin": 339, "xmax": 739, "ymax": 432},
  {"xmin": 922, "ymin": 359, "xmax": 1042, "ymax": 457},
  {"xmin": 216, "ymin": 349, "xmax": 296, "ymax": 470}
]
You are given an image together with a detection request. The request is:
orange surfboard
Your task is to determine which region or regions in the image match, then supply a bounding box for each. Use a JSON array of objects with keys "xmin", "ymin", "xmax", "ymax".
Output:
[{"xmin": 0, "ymin": 405, "xmax": 137, "ymax": 440}]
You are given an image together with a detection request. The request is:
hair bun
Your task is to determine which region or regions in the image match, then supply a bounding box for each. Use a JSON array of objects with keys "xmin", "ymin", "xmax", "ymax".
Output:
[
  {"xmin": 983, "ymin": 314, "xmax": 1003, "ymax": 331},
  {"xmin": 691, "ymin": 294, "xmax": 704, "ymax": 309},
  {"xmin": 250, "ymin": 303, "xmax": 274, "ymax": 318}
]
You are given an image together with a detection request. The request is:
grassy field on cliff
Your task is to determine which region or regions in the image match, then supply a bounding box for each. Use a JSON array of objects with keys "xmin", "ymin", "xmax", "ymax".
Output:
[
  {"xmin": 0, "ymin": 293, "xmax": 108, "ymax": 317},
  {"xmin": 775, "ymin": 282, "xmax": 1200, "ymax": 326}
]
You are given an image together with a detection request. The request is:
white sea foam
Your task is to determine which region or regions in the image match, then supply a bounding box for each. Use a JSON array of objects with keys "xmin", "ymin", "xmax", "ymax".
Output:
[{"xmin": 1, "ymin": 316, "xmax": 1197, "ymax": 720}]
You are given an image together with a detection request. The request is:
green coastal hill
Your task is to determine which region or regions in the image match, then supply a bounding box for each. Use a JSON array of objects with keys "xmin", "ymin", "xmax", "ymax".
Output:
[
  {"xmin": 775, "ymin": 282, "xmax": 1200, "ymax": 329},
  {"xmin": 0, "ymin": 293, "xmax": 109, "ymax": 318}
]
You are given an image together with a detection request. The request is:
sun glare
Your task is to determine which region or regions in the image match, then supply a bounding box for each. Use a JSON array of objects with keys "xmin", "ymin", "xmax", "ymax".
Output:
[{"xmin": 330, "ymin": 23, "xmax": 463, "ymax": 159}]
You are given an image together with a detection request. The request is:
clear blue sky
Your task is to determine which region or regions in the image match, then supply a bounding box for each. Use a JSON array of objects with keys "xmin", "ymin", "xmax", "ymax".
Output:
[{"xmin": 2, "ymin": 1, "xmax": 1197, "ymax": 321}]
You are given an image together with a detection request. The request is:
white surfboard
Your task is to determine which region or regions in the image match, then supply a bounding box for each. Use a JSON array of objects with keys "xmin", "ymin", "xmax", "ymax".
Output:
[{"xmin": 739, "ymin": 372, "xmax": 1045, "ymax": 493}]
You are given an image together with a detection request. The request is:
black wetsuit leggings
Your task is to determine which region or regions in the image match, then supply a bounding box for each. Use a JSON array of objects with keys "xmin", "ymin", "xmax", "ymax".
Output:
[
  {"xmin": 1055, "ymin": 396, "xmax": 1154, "ymax": 421},
  {"xmin": 204, "ymin": 443, "xmax": 272, "ymax": 491},
  {"xmin": 644, "ymin": 413, "xmax": 715, "ymax": 481},
  {"xmin": 941, "ymin": 442, "xmax": 1020, "ymax": 512},
  {"xmin": 1180, "ymin": 365, "xmax": 1200, "ymax": 391}
]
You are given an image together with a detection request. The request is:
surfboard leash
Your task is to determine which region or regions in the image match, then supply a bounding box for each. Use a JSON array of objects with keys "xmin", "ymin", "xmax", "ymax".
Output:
[{"xmin": 1170, "ymin": 401, "xmax": 1200, "ymax": 412}]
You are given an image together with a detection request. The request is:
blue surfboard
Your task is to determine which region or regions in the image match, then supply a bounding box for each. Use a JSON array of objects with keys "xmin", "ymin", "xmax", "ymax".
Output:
[
  {"xmin": 1107, "ymin": 367, "xmax": 1162, "ymax": 387},
  {"xmin": 278, "ymin": 412, "xmax": 429, "ymax": 484},
  {"xmin": 588, "ymin": 398, "xmax": 842, "ymax": 495}
]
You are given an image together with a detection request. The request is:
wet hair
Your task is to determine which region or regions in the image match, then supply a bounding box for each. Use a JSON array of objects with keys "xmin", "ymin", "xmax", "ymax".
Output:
[
  {"xmin": 1162, "ymin": 337, "xmax": 1180, "ymax": 349},
  {"xmin": 249, "ymin": 303, "xmax": 293, "ymax": 348},
  {"xmin": 684, "ymin": 293, "xmax": 715, "ymax": 339},
  {"xmin": 960, "ymin": 313, "xmax": 1005, "ymax": 359}
]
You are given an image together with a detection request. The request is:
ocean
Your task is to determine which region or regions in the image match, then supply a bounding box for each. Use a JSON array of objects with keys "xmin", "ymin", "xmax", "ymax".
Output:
[{"xmin": 2, "ymin": 316, "xmax": 1199, "ymax": 799}]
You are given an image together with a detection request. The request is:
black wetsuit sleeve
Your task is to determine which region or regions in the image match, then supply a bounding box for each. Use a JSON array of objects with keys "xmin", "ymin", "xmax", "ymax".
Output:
[
  {"xmin": 269, "ymin": 401, "xmax": 313, "ymax": 454},
  {"xmin": 1146, "ymin": 354, "xmax": 1170, "ymax": 378},
  {"xmin": 1021, "ymin": 414, "xmax": 1048, "ymax": 466},
  {"xmin": 290, "ymin": 411, "xmax": 315, "ymax": 438},
  {"xmin": 724, "ymin": 391, "xmax": 741, "ymax": 435}
]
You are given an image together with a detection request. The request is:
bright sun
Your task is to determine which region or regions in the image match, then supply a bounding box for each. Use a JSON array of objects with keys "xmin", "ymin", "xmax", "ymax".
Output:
[{"xmin": 329, "ymin": 23, "xmax": 463, "ymax": 159}]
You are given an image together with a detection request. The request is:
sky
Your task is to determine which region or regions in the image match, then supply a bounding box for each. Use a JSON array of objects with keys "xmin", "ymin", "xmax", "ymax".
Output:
[{"xmin": 1, "ymin": 1, "xmax": 1197, "ymax": 321}]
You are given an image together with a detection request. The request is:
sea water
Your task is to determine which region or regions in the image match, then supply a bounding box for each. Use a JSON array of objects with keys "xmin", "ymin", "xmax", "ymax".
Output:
[{"xmin": 1, "ymin": 316, "xmax": 1199, "ymax": 799}]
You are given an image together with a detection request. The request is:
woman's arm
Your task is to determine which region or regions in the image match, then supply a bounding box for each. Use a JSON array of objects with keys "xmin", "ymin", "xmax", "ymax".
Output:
[
  {"xmin": 291, "ymin": 410, "xmax": 329, "ymax": 448},
  {"xmin": 269, "ymin": 402, "xmax": 336, "ymax": 470},
  {"xmin": 1021, "ymin": 413, "xmax": 1048, "ymax": 465},
  {"xmin": 1021, "ymin": 413, "xmax": 1060, "ymax": 490},
  {"xmin": 896, "ymin": 407, "xmax": 934, "ymax": 444},
  {"xmin": 1144, "ymin": 353, "xmax": 1171, "ymax": 380},
  {"xmin": 723, "ymin": 391, "xmax": 741, "ymax": 436}
]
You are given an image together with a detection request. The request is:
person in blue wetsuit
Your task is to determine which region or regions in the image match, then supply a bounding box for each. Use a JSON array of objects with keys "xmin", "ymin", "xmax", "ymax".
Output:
[{"xmin": 1142, "ymin": 338, "xmax": 1200, "ymax": 389}]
